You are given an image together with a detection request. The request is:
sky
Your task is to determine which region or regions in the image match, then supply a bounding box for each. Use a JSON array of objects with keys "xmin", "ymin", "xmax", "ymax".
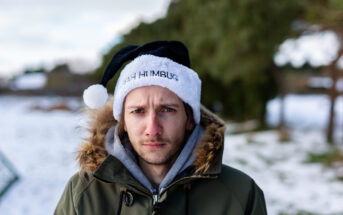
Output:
[
  {"xmin": 1, "ymin": 0, "xmax": 342, "ymax": 79},
  {"xmin": 0, "ymin": 0, "xmax": 171, "ymax": 78}
]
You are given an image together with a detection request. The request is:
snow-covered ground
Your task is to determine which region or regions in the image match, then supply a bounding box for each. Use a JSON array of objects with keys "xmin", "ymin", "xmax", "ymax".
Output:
[
  {"xmin": 0, "ymin": 94, "xmax": 342, "ymax": 214},
  {"xmin": 267, "ymin": 94, "xmax": 343, "ymax": 132},
  {"xmin": 0, "ymin": 96, "xmax": 82, "ymax": 215},
  {"xmin": 224, "ymin": 130, "xmax": 343, "ymax": 214}
]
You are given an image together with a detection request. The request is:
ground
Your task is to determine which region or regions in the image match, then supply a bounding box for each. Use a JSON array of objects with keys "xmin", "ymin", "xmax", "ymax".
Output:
[{"xmin": 0, "ymin": 95, "xmax": 342, "ymax": 215}]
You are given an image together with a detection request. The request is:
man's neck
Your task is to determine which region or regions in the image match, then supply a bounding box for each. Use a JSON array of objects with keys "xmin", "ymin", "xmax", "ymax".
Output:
[{"xmin": 138, "ymin": 158, "xmax": 174, "ymax": 188}]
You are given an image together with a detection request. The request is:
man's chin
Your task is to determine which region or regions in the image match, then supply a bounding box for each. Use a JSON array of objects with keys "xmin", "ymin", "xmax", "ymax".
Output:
[{"xmin": 139, "ymin": 156, "xmax": 171, "ymax": 166}]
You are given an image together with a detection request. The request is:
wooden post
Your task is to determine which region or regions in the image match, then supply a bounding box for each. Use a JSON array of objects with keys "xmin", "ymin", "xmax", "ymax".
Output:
[
  {"xmin": 270, "ymin": 61, "xmax": 289, "ymax": 141},
  {"xmin": 326, "ymin": 46, "xmax": 343, "ymax": 144}
]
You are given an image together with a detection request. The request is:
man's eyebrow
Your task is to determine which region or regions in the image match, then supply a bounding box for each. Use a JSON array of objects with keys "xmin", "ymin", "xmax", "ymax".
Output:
[
  {"xmin": 126, "ymin": 103, "xmax": 181, "ymax": 109},
  {"xmin": 126, "ymin": 105, "xmax": 145, "ymax": 109},
  {"xmin": 160, "ymin": 103, "xmax": 180, "ymax": 108}
]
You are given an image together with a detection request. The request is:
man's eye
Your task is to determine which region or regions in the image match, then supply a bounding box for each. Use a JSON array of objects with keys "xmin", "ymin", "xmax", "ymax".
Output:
[
  {"xmin": 161, "ymin": 107, "xmax": 175, "ymax": 112},
  {"xmin": 132, "ymin": 109, "xmax": 144, "ymax": 114}
]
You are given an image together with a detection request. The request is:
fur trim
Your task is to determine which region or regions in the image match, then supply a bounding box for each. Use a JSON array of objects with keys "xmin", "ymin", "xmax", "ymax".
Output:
[
  {"xmin": 193, "ymin": 106, "xmax": 226, "ymax": 174},
  {"xmin": 77, "ymin": 97, "xmax": 115, "ymax": 172},
  {"xmin": 77, "ymin": 98, "xmax": 226, "ymax": 175}
]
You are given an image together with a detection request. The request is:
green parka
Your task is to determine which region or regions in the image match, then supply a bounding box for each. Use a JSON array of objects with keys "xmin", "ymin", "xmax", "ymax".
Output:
[{"xmin": 55, "ymin": 100, "xmax": 267, "ymax": 215}]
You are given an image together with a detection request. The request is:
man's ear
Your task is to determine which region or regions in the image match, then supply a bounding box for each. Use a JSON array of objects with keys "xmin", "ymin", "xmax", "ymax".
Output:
[
  {"xmin": 186, "ymin": 118, "xmax": 195, "ymax": 131},
  {"xmin": 123, "ymin": 114, "xmax": 127, "ymax": 132}
]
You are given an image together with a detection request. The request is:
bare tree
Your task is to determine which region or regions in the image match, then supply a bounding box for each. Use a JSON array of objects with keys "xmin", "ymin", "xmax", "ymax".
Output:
[
  {"xmin": 270, "ymin": 62, "xmax": 289, "ymax": 141},
  {"xmin": 326, "ymin": 43, "xmax": 343, "ymax": 144}
]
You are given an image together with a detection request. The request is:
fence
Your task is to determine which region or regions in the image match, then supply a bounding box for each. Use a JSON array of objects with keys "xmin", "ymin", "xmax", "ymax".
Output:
[{"xmin": 0, "ymin": 150, "xmax": 19, "ymax": 200}]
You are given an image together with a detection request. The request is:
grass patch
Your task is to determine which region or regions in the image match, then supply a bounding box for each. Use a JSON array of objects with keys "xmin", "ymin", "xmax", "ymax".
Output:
[
  {"xmin": 257, "ymin": 153, "xmax": 275, "ymax": 166},
  {"xmin": 305, "ymin": 148, "xmax": 343, "ymax": 166},
  {"xmin": 235, "ymin": 158, "xmax": 248, "ymax": 166},
  {"xmin": 279, "ymin": 211, "xmax": 319, "ymax": 215}
]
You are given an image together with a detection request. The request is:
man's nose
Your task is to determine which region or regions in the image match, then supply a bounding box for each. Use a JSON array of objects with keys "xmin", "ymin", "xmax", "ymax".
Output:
[{"xmin": 145, "ymin": 112, "xmax": 162, "ymax": 137}]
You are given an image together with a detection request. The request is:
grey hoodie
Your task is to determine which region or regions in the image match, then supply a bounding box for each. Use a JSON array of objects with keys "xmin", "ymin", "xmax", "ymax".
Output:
[{"xmin": 105, "ymin": 124, "xmax": 203, "ymax": 194}]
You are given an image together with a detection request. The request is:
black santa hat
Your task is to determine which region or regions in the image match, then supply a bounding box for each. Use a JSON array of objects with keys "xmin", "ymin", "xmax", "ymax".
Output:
[{"xmin": 83, "ymin": 40, "xmax": 202, "ymax": 123}]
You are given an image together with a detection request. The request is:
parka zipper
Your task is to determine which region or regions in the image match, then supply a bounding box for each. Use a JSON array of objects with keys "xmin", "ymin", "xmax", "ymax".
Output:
[
  {"xmin": 152, "ymin": 192, "xmax": 161, "ymax": 212},
  {"xmin": 152, "ymin": 187, "xmax": 162, "ymax": 212},
  {"xmin": 152, "ymin": 193, "xmax": 159, "ymax": 205},
  {"xmin": 97, "ymin": 174, "xmax": 218, "ymax": 213}
]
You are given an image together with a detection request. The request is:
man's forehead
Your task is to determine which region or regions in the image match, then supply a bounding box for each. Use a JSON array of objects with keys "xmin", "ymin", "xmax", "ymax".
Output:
[{"xmin": 124, "ymin": 85, "xmax": 183, "ymax": 106}]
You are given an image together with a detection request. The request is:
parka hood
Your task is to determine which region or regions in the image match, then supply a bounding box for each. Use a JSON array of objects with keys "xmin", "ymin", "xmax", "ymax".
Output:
[{"xmin": 77, "ymin": 97, "xmax": 226, "ymax": 175}]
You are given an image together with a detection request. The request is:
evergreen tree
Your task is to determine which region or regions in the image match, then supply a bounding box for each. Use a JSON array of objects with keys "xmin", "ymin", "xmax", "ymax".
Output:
[{"xmin": 94, "ymin": 0, "xmax": 302, "ymax": 122}]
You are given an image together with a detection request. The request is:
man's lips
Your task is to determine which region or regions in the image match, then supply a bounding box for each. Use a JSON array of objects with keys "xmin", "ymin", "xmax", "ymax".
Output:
[{"xmin": 143, "ymin": 142, "xmax": 165, "ymax": 149}]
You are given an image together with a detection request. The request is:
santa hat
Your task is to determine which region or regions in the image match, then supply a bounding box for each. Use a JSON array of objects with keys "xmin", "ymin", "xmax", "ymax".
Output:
[{"xmin": 83, "ymin": 40, "xmax": 201, "ymax": 124}]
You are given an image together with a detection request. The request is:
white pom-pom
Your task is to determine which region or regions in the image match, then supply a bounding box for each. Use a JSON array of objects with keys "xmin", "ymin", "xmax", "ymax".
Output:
[{"xmin": 83, "ymin": 84, "xmax": 108, "ymax": 108}]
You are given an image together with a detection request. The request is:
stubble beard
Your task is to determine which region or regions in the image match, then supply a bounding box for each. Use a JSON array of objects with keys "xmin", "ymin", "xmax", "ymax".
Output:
[
  {"xmin": 138, "ymin": 147, "xmax": 182, "ymax": 166},
  {"xmin": 136, "ymin": 138, "xmax": 184, "ymax": 166}
]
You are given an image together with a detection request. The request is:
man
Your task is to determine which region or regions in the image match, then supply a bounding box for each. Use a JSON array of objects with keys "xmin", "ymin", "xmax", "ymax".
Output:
[{"xmin": 55, "ymin": 41, "xmax": 267, "ymax": 214}]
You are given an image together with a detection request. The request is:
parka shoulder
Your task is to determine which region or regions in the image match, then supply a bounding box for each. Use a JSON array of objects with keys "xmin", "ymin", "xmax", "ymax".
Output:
[
  {"xmin": 54, "ymin": 172, "xmax": 96, "ymax": 215},
  {"xmin": 64, "ymin": 172, "xmax": 96, "ymax": 203},
  {"xmin": 218, "ymin": 165, "xmax": 267, "ymax": 214},
  {"xmin": 70, "ymin": 172, "xmax": 97, "ymax": 201},
  {"xmin": 219, "ymin": 165, "xmax": 257, "ymax": 200},
  {"xmin": 219, "ymin": 165, "xmax": 255, "ymax": 192}
]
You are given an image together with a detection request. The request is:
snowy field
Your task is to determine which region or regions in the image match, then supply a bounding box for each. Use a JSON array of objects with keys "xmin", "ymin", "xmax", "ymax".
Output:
[{"xmin": 0, "ymin": 94, "xmax": 342, "ymax": 215}]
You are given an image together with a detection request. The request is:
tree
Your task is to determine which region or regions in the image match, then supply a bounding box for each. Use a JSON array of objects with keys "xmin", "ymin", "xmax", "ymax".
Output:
[
  {"xmin": 299, "ymin": 0, "xmax": 343, "ymax": 144},
  {"xmin": 23, "ymin": 67, "xmax": 46, "ymax": 74},
  {"xmin": 94, "ymin": 0, "xmax": 303, "ymax": 123}
]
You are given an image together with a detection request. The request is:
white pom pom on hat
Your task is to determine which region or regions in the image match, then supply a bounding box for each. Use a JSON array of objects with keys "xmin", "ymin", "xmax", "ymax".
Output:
[{"xmin": 83, "ymin": 84, "xmax": 108, "ymax": 108}]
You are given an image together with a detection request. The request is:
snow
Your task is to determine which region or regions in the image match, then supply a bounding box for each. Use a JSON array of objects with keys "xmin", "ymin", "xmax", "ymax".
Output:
[
  {"xmin": 308, "ymin": 77, "xmax": 343, "ymax": 92},
  {"xmin": 224, "ymin": 130, "xmax": 343, "ymax": 214},
  {"xmin": 0, "ymin": 96, "xmax": 83, "ymax": 214},
  {"xmin": 12, "ymin": 73, "xmax": 47, "ymax": 90},
  {"xmin": 274, "ymin": 31, "xmax": 341, "ymax": 68},
  {"xmin": 0, "ymin": 94, "xmax": 343, "ymax": 214},
  {"xmin": 266, "ymin": 94, "xmax": 343, "ymax": 131}
]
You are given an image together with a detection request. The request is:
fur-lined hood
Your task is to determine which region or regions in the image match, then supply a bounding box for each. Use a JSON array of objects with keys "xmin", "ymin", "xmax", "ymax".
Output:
[{"xmin": 77, "ymin": 98, "xmax": 226, "ymax": 175}]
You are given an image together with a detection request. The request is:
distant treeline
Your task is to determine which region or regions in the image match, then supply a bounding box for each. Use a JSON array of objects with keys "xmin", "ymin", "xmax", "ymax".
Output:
[{"xmin": 93, "ymin": 0, "xmax": 343, "ymax": 123}]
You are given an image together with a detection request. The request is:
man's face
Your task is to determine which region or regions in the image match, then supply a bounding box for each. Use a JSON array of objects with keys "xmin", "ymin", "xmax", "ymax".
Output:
[{"xmin": 123, "ymin": 85, "xmax": 192, "ymax": 166}]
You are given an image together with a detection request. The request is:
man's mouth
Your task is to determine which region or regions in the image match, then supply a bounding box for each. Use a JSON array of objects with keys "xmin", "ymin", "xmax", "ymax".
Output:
[{"xmin": 143, "ymin": 142, "xmax": 165, "ymax": 149}]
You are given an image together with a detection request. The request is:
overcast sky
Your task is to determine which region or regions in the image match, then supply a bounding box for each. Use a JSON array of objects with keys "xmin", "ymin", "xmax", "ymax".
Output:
[
  {"xmin": 1, "ymin": 1, "xmax": 342, "ymax": 79},
  {"xmin": 0, "ymin": 0, "xmax": 171, "ymax": 78}
]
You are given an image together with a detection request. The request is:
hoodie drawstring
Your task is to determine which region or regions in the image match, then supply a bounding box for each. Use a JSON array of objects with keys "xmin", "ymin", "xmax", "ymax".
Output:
[
  {"xmin": 184, "ymin": 183, "xmax": 192, "ymax": 215},
  {"xmin": 117, "ymin": 187, "xmax": 127, "ymax": 215}
]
